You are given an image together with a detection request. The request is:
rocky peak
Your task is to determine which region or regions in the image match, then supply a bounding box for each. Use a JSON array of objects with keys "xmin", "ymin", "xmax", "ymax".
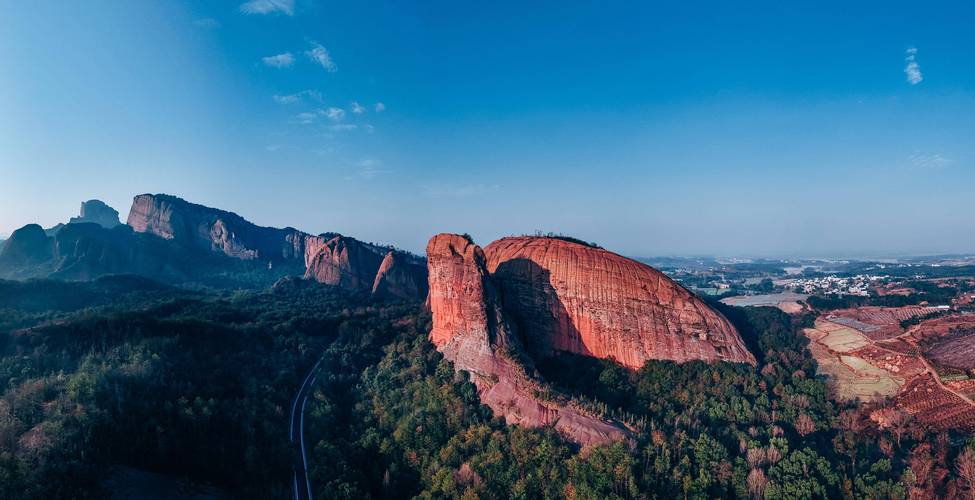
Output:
[
  {"xmin": 0, "ymin": 224, "xmax": 53, "ymax": 265},
  {"xmin": 426, "ymin": 233, "xmax": 629, "ymax": 447},
  {"xmin": 126, "ymin": 194, "xmax": 305, "ymax": 262},
  {"xmin": 372, "ymin": 250, "xmax": 429, "ymax": 300},
  {"xmin": 70, "ymin": 200, "xmax": 121, "ymax": 228},
  {"xmin": 483, "ymin": 236, "xmax": 756, "ymax": 368},
  {"xmin": 303, "ymin": 234, "xmax": 386, "ymax": 291}
]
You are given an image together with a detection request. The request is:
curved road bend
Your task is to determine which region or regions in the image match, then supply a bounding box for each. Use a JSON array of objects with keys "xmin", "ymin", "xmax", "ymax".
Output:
[{"xmin": 290, "ymin": 354, "xmax": 327, "ymax": 500}]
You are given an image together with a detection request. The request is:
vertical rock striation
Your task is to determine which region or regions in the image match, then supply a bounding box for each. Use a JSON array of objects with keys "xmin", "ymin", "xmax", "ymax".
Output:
[
  {"xmin": 372, "ymin": 250, "xmax": 429, "ymax": 300},
  {"xmin": 427, "ymin": 233, "xmax": 629, "ymax": 447},
  {"xmin": 483, "ymin": 236, "xmax": 756, "ymax": 368},
  {"xmin": 126, "ymin": 194, "xmax": 427, "ymax": 297},
  {"xmin": 127, "ymin": 194, "xmax": 306, "ymax": 262}
]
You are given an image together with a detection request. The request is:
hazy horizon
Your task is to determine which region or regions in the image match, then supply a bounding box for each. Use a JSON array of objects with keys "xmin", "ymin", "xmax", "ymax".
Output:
[{"xmin": 3, "ymin": 1, "xmax": 974, "ymax": 257}]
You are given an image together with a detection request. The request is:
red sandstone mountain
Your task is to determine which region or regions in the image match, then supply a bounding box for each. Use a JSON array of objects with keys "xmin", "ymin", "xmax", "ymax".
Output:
[
  {"xmin": 427, "ymin": 233, "xmax": 628, "ymax": 446},
  {"xmin": 372, "ymin": 250, "xmax": 429, "ymax": 300},
  {"xmin": 483, "ymin": 236, "xmax": 756, "ymax": 368},
  {"xmin": 127, "ymin": 194, "xmax": 307, "ymax": 262},
  {"xmin": 127, "ymin": 194, "xmax": 426, "ymax": 297},
  {"xmin": 2, "ymin": 194, "xmax": 426, "ymax": 296}
]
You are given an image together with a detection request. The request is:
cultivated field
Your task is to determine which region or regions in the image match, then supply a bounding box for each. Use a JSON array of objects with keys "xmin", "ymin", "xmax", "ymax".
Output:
[{"xmin": 806, "ymin": 306, "xmax": 975, "ymax": 431}]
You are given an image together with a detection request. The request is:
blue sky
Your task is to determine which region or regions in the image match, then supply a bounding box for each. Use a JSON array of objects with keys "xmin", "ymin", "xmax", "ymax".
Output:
[{"xmin": 1, "ymin": 0, "xmax": 973, "ymax": 257}]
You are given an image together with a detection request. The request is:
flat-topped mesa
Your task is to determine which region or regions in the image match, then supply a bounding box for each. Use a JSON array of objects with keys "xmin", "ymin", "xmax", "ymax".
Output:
[
  {"xmin": 484, "ymin": 236, "xmax": 755, "ymax": 368},
  {"xmin": 70, "ymin": 200, "xmax": 121, "ymax": 228},
  {"xmin": 426, "ymin": 233, "xmax": 628, "ymax": 447}
]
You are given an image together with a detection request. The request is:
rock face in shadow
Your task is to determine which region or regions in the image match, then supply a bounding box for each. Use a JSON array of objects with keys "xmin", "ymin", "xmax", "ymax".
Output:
[
  {"xmin": 69, "ymin": 200, "xmax": 121, "ymax": 228},
  {"xmin": 484, "ymin": 236, "xmax": 756, "ymax": 368},
  {"xmin": 372, "ymin": 251, "xmax": 429, "ymax": 300},
  {"xmin": 0, "ymin": 224, "xmax": 55, "ymax": 278},
  {"xmin": 426, "ymin": 233, "xmax": 629, "ymax": 447},
  {"xmin": 303, "ymin": 234, "xmax": 386, "ymax": 291}
]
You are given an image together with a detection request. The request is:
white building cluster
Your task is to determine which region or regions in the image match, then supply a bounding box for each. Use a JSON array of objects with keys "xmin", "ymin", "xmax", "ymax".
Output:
[{"xmin": 784, "ymin": 274, "xmax": 884, "ymax": 296}]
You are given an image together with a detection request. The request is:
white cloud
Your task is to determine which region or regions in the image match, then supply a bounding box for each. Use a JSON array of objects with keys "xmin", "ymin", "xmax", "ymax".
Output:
[
  {"xmin": 374, "ymin": 102, "xmax": 386, "ymax": 112},
  {"xmin": 239, "ymin": 0, "xmax": 294, "ymax": 16},
  {"xmin": 904, "ymin": 47, "xmax": 923, "ymax": 85},
  {"xmin": 328, "ymin": 124, "xmax": 358, "ymax": 132},
  {"xmin": 910, "ymin": 152, "xmax": 953, "ymax": 169},
  {"xmin": 351, "ymin": 101, "xmax": 365, "ymax": 114},
  {"xmin": 262, "ymin": 52, "xmax": 294, "ymax": 68},
  {"xmin": 324, "ymin": 107, "xmax": 345, "ymax": 121},
  {"xmin": 274, "ymin": 94, "xmax": 300, "ymax": 105},
  {"xmin": 306, "ymin": 42, "xmax": 337, "ymax": 72},
  {"xmin": 273, "ymin": 90, "xmax": 322, "ymax": 104},
  {"xmin": 194, "ymin": 18, "xmax": 220, "ymax": 29}
]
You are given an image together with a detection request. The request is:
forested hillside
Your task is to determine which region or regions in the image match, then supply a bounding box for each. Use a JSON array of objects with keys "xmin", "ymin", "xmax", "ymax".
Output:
[{"xmin": 1, "ymin": 278, "xmax": 974, "ymax": 498}]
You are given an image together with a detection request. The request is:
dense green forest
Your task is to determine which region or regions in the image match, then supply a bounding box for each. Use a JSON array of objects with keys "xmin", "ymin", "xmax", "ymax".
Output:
[{"xmin": 1, "ymin": 277, "xmax": 975, "ymax": 498}]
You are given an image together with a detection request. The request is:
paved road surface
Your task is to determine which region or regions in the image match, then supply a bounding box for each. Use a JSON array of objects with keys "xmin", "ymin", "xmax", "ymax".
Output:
[{"xmin": 290, "ymin": 355, "xmax": 326, "ymax": 500}]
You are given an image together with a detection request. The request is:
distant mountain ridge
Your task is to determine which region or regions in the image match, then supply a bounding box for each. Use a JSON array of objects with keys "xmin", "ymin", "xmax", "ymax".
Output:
[{"xmin": 0, "ymin": 194, "xmax": 427, "ymax": 298}]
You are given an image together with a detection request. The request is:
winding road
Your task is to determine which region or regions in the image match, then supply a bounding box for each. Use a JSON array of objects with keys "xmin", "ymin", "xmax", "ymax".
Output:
[{"xmin": 290, "ymin": 354, "xmax": 326, "ymax": 500}]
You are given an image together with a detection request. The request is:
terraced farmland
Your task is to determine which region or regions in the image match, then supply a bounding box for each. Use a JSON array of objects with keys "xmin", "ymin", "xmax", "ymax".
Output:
[{"xmin": 806, "ymin": 306, "xmax": 975, "ymax": 431}]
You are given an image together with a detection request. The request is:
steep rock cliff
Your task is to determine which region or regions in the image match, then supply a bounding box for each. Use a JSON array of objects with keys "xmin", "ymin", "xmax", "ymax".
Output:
[
  {"xmin": 427, "ymin": 233, "xmax": 628, "ymax": 446},
  {"xmin": 372, "ymin": 251, "xmax": 429, "ymax": 300},
  {"xmin": 69, "ymin": 200, "xmax": 121, "ymax": 228},
  {"xmin": 483, "ymin": 236, "xmax": 756, "ymax": 368},
  {"xmin": 126, "ymin": 194, "xmax": 427, "ymax": 298},
  {"xmin": 303, "ymin": 234, "xmax": 386, "ymax": 291},
  {"xmin": 127, "ymin": 194, "xmax": 306, "ymax": 262}
]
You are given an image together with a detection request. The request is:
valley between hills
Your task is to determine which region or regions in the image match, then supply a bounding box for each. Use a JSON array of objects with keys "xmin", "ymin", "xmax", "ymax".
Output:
[{"xmin": 2, "ymin": 194, "xmax": 975, "ymax": 498}]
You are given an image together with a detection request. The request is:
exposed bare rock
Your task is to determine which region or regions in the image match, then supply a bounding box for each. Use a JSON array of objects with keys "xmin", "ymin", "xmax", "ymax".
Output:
[
  {"xmin": 303, "ymin": 234, "xmax": 386, "ymax": 291},
  {"xmin": 69, "ymin": 200, "xmax": 121, "ymax": 228},
  {"xmin": 372, "ymin": 251, "xmax": 429, "ymax": 300},
  {"xmin": 124, "ymin": 194, "xmax": 426, "ymax": 298},
  {"xmin": 127, "ymin": 194, "xmax": 306, "ymax": 262},
  {"xmin": 483, "ymin": 236, "xmax": 755, "ymax": 368},
  {"xmin": 427, "ymin": 233, "xmax": 628, "ymax": 447}
]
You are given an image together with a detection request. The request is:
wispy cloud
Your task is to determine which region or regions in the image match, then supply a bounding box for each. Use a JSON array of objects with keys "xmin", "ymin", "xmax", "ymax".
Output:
[
  {"xmin": 350, "ymin": 101, "xmax": 365, "ymax": 114},
  {"xmin": 910, "ymin": 152, "xmax": 953, "ymax": 169},
  {"xmin": 194, "ymin": 18, "xmax": 220, "ymax": 29},
  {"xmin": 374, "ymin": 102, "xmax": 386, "ymax": 112},
  {"xmin": 356, "ymin": 159, "xmax": 392, "ymax": 180},
  {"xmin": 328, "ymin": 124, "xmax": 358, "ymax": 132},
  {"xmin": 420, "ymin": 182, "xmax": 498, "ymax": 198},
  {"xmin": 324, "ymin": 107, "xmax": 345, "ymax": 121},
  {"xmin": 239, "ymin": 0, "xmax": 294, "ymax": 16},
  {"xmin": 306, "ymin": 42, "xmax": 337, "ymax": 72},
  {"xmin": 262, "ymin": 52, "xmax": 294, "ymax": 68},
  {"xmin": 273, "ymin": 90, "xmax": 323, "ymax": 105},
  {"xmin": 904, "ymin": 47, "xmax": 923, "ymax": 85},
  {"xmin": 293, "ymin": 107, "xmax": 348, "ymax": 125},
  {"xmin": 295, "ymin": 112, "xmax": 318, "ymax": 124},
  {"xmin": 345, "ymin": 159, "xmax": 392, "ymax": 180}
]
